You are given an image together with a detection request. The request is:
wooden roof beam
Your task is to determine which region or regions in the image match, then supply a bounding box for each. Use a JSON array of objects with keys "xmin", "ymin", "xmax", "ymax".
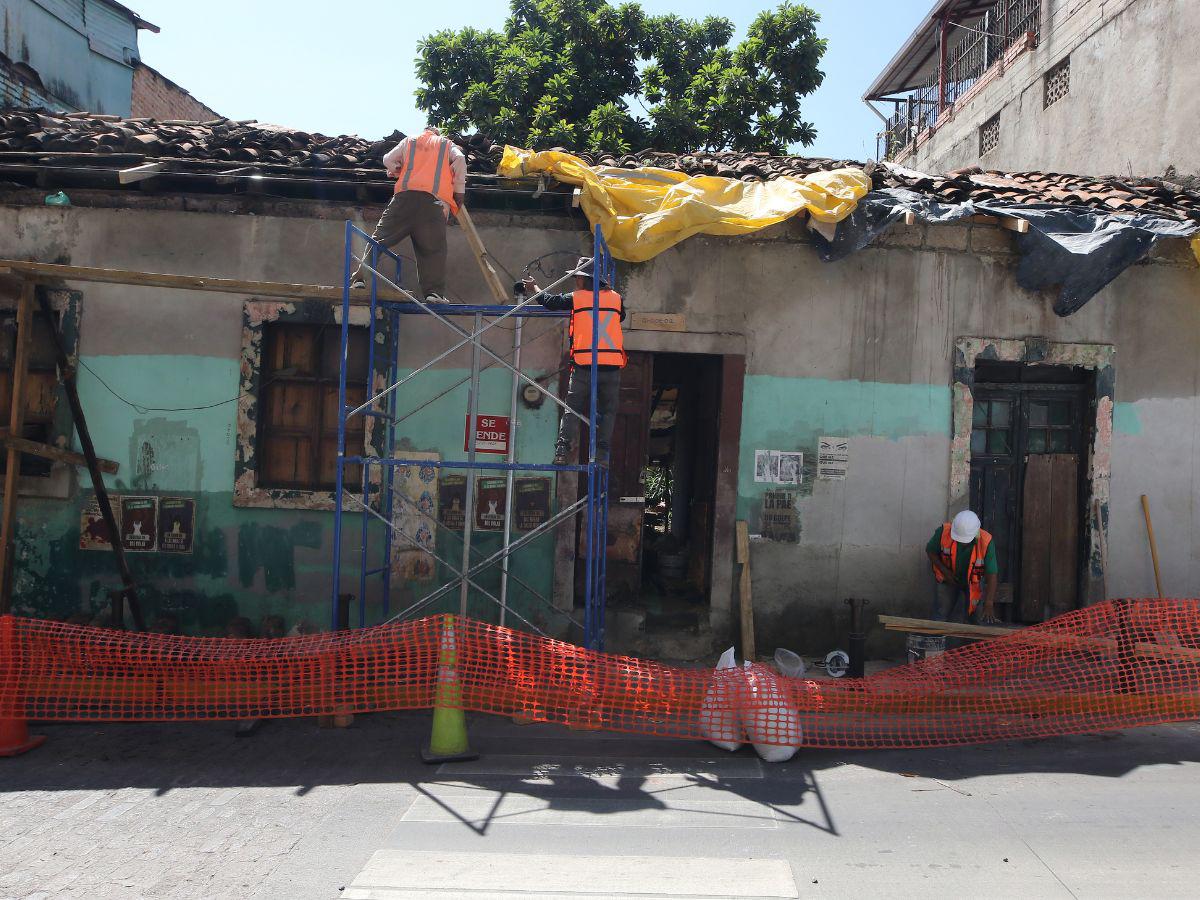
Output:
[{"xmin": 0, "ymin": 259, "xmax": 404, "ymax": 305}]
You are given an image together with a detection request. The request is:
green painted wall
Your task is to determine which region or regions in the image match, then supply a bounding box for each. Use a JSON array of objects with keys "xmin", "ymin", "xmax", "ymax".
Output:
[
  {"xmin": 737, "ymin": 375, "xmax": 952, "ymax": 521},
  {"xmin": 9, "ymin": 353, "xmax": 562, "ymax": 635}
]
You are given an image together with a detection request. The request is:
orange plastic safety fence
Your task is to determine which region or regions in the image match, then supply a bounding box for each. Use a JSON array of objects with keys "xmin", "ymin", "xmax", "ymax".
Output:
[{"xmin": 3, "ymin": 599, "xmax": 1200, "ymax": 748}]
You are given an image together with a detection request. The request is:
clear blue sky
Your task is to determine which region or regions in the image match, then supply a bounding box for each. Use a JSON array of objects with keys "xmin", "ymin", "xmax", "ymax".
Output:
[{"xmin": 133, "ymin": 0, "xmax": 930, "ymax": 161}]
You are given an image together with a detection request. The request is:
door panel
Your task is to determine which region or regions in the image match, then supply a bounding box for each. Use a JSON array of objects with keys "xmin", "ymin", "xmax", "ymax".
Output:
[
  {"xmin": 1020, "ymin": 455, "xmax": 1053, "ymax": 622},
  {"xmin": 599, "ymin": 352, "xmax": 653, "ymax": 599},
  {"xmin": 1019, "ymin": 452, "xmax": 1079, "ymax": 622}
]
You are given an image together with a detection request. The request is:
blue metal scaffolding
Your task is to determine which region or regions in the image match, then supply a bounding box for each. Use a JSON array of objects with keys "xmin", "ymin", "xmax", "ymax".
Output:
[{"xmin": 330, "ymin": 220, "xmax": 614, "ymax": 649}]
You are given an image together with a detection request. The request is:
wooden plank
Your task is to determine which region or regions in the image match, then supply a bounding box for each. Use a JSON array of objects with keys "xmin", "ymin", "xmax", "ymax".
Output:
[
  {"xmin": 0, "ymin": 281, "xmax": 33, "ymax": 610},
  {"xmin": 118, "ymin": 161, "xmax": 166, "ymax": 184},
  {"xmin": 969, "ymin": 214, "xmax": 1030, "ymax": 234},
  {"xmin": 0, "ymin": 432, "xmax": 118, "ymax": 474},
  {"xmin": 0, "ymin": 259, "xmax": 402, "ymax": 305},
  {"xmin": 1021, "ymin": 454, "xmax": 1052, "ymax": 622},
  {"xmin": 455, "ymin": 207, "xmax": 510, "ymax": 305},
  {"xmin": 736, "ymin": 520, "xmax": 754, "ymax": 662},
  {"xmin": 878, "ymin": 614, "xmax": 1018, "ymax": 640},
  {"xmin": 1048, "ymin": 454, "xmax": 1078, "ymax": 616},
  {"xmin": 877, "ymin": 613, "xmax": 1200, "ymax": 662}
]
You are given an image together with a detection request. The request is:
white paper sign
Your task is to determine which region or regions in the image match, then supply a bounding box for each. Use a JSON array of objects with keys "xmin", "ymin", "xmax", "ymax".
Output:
[
  {"xmin": 777, "ymin": 451, "xmax": 803, "ymax": 485},
  {"xmin": 818, "ymin": 436, "xmax": 849, "ymax": 480}
]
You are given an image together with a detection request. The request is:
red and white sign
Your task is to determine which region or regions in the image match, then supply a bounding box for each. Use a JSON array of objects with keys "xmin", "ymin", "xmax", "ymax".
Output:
[{"xmin": 464, "ymin": 414, "xmax": 510, "ymax": 455}]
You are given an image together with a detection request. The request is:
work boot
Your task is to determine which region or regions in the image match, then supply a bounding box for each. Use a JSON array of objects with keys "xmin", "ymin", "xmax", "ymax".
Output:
[
  {"xmin": 424, "ymin": 293, "xmax": 450, "ymax": 304},
  {"xmin": 552, "ymin": 443, "xmax": 572, "ymax": 466},
  {"xmin": 350, "ymin": 278, "xmax": 366, "ymax": 290}
]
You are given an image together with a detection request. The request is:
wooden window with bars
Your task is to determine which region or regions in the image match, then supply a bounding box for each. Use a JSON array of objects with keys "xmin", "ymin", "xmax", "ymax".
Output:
[
  {"xmin": 0, "ymin": 311, "xmax": 60, "ymax": 477},
  {"xmin": 257, "ymin": 322, "xmax": 368, "ymax": 492}
]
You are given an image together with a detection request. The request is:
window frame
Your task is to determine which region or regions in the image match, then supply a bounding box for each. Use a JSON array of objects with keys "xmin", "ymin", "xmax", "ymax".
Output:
[{"xmin": 234, "ymin": 300, "xmax": 385, "ymax": 511}]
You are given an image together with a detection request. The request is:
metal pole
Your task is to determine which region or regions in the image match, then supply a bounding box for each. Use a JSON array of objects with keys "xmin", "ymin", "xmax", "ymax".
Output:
[
  {"xmin": 459, "ymin": 313, "xmax": 483, "ymax": 617},
  {"xmin": 498, "ymin": 316, "xmax": 523, "ymax": 625},
  {"xmin": 583, "ymin": 225, "xmax": 603, "ymax": 648},
  {"xmin": 331, "ymin": 220, "xmax": 352, "ymax": 629},
  {"xmin": 358, "ymin": 245, "xmax": 380, "ymax": 628},
  {"xmin": 381, "ymin": 305, "xmax": 399, "ymax": 617}
]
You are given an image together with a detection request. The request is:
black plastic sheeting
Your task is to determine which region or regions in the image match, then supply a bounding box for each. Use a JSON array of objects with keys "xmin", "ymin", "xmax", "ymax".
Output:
[{"xmin": 812, "ymin": 188, "xmax": 1199, "ymax": 316}]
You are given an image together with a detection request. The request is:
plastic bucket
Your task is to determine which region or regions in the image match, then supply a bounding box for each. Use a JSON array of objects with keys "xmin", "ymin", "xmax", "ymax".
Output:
[
  {"xmin": 774, "ymin": 648, "xmax": 805, "ymax": 678},
  {"xmin": 906, "ymin": 633, "xmax": 946, "ymax": 666}
]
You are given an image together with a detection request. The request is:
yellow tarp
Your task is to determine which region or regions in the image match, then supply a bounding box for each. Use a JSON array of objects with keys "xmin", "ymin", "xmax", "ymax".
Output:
[
  {"xmin": 1193, "ymin": 236, "xmax": 1200, "ymax": 267},
  {"xmin": 499, "ymin": 146, "xmax": 872, "ymax": 263}
]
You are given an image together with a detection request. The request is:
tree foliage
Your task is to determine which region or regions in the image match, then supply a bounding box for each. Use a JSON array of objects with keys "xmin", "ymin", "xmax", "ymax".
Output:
[{"xmin": 414, "ymin": 1, "xmax": 826, "ymax": 154}]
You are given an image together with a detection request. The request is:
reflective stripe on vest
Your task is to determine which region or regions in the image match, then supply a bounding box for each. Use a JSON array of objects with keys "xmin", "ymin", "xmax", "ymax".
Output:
[
  {"xmin": 932, "ymin": 523, "xmax": 993, "ymax": 612},
  {"xmin": 395, "ymin": 131, "xmax": 458, "ymax": 214},
  {"xmin": 569, "ymin": 288, "xmax": 625, "ymax": 367}
]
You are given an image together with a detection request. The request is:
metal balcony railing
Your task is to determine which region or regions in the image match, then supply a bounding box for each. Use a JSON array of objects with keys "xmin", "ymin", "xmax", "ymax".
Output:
[{"xmin": 876, "ymin": 0, "xmax": 1040, "ymax": 161}]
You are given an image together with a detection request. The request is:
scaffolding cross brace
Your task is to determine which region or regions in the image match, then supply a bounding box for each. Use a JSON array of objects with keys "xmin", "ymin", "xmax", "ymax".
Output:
[{"xmin": 330, "ymin": 220, "xmax": 614, "ymax": 649}]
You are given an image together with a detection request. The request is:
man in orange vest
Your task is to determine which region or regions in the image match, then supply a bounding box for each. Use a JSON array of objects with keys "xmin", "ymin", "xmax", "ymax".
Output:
[
  {"xmin": 926, "ymin": 510, "xmax": 999, "ymax": 624},
  {"xmin": 525, "ymin": 258, "xmax": 625, "ymax": 465},
  {"xmin": 351, "ymin": 125, "xmax": 466, "ymax": 303}
]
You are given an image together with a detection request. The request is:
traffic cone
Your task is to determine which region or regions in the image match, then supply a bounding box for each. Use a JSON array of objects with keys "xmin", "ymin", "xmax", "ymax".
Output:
[
  {"xmin": 0, "ymin": 615, "xmax": 44, "ymax": 757},
  {"xmin": 421, "ymin": 615, "xmax": 478, "ymax": 764}
]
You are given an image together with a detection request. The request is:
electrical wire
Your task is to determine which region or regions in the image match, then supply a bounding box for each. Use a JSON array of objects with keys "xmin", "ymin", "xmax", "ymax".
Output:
[{"xmin": 76, "ymin": 358, "xmax": 296, "ymax": 415}]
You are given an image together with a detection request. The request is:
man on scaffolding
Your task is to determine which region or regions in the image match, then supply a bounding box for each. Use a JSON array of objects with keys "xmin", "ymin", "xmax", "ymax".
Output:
[
  {"xmin": 350, "ymin": 125, "xmax": 466, "ymax": 303},
  {"xmin": 525, "ymin": 258, "xmax": 626, "ymax": 466}
]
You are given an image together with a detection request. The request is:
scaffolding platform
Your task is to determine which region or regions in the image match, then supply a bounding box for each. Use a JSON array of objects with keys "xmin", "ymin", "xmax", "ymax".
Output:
[{"xmin": 331, "ymin": 221, "xmax": 614, "ymax": 648}]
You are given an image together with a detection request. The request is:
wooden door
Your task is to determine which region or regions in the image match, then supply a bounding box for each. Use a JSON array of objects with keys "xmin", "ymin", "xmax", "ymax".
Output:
[
  {"xmin": 1020, "ymin": 453, "xmax": 1079, "ymax": 621},
  {"xmin": 575, "ymin": 352, "xmax": 653, "ymax": 601}
]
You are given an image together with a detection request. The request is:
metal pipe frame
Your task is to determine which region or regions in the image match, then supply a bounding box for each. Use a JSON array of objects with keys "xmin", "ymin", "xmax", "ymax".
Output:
[
  {"xmin": 353, "ymin": 258, "xmax": 589, "ymax": 426},
  {"xmin": 330, "ymin": 221, "xmax": 613, "ymax": 648},
  {"xmin": 340, "ymin": 487, "xmax": 566, "ymax": 637}
]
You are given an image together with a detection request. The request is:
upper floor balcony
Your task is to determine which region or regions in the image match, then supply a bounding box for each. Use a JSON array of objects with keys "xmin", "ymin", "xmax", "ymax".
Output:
[{"xmin": 865, "ymin": 0, "xmax": 1041, "ymax": 162}]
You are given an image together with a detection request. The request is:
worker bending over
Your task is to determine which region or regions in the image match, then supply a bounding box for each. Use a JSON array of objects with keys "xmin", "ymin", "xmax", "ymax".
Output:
[
  {"xmin": 926, "ymin": 510, "xmax": 999, "ymax": 624},
  {"xmin": 525, "ymin": 258, "xmax": 625, "ymax": 465},
  {"xmin": 351, "ymin": 125, "xmax": 466, "ymax": 303}
]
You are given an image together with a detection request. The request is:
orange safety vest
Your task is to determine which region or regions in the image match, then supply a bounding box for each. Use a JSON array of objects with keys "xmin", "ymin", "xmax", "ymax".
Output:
[
  {"xmin": 569, "ymin": 288, "xmax": 626, "ymax": 368},
  {"xmin": 932, "ymin": 523, "xmax": 993, "ymax": 613},
  {"xmin": 394, "ymin": 130, "xmax": 459, "ymax": 214}
]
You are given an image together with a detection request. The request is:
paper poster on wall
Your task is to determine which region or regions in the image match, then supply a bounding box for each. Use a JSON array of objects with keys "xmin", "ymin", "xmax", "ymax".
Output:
[
  {"xmin": 754, "ymin": 449, "xmax": 778, "ymax": 484},
  {"xmin": 777, "ymin": 452, "xmax": 803, "ymax": 485},
  {"xmin": 476, "ymin": 477, "xmax": 507, "ymax": 531},
  {"xmin": 120, "ymin": 496, "xmax": 158, "ymax": 551},
  {"xmin": 818, "ymin": 436, "xmax": 850, "ymax": 480},
  {"xmin": 157, "ymin": 498, "xmax": 195, "ymax": 553},
  {"xmin": 438, "ymin": 474, "xmax": 467, "ymax": 531},
  {"xmin": 79, "ymin": 496, "xmax": 117, "ymax": 551},
  {"xmin": 515, "ymin": 477, "xmax": 551, "ymax": 531},
  {"xmin": 391, "ymin": 451, "xmax": 439, "ymax": 583}
]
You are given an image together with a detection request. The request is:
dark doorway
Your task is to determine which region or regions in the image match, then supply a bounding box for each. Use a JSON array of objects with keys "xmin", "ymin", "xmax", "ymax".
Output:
[
  {"xmin": 969, "ymin": 362, "xmax": 1093, "ymax": 622},
  {"xmin": 572, "ymin": 351, "xmax": 726, "ymax": 652}
]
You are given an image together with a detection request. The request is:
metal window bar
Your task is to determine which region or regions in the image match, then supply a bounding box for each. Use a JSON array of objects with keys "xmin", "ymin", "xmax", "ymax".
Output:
[
  {"xmin": 332, "ymin": 220, "xmax": 614, "ymax": 648},
  {"xmin": 876, "ymin": 0, "xmax": 1042, "ymax": 160}
]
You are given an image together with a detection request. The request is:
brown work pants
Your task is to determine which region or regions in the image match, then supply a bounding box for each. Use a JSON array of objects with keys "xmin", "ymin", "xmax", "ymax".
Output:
[{"xmin": 353, "ymin": 190, "xmax": 447, "ymax": 298}]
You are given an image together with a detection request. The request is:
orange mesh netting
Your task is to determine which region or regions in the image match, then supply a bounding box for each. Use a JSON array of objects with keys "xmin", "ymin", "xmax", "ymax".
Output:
[{"xmin": 3, "ymin": 599, "xmax": 1200, "ymax": 748}]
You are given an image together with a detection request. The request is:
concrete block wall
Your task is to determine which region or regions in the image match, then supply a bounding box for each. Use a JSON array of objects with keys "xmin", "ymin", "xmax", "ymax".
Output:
[{"xmin": 901, "ymin": 0, "xmax": 1200, "ymax": 178}]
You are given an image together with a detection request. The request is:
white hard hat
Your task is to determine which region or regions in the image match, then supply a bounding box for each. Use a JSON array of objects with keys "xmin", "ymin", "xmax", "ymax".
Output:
[{"xmin": 950, "ymin": 510, "xmax": 981, "ymax": 543}]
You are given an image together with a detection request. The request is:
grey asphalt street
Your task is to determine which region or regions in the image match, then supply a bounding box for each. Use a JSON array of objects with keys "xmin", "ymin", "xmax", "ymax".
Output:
[{"xmin": 2, "ymin": 712, "xmax": 1198, "ymax": 898}]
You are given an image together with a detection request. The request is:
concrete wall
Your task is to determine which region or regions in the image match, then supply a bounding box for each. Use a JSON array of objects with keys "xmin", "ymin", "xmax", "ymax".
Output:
[
  {"xmin": 901, "ymin": 0, "xmax": 1200, "ymax": 178},
  {"xmin": 0, "ymin": 190, "xmax": 1197, "ymax": 656}
]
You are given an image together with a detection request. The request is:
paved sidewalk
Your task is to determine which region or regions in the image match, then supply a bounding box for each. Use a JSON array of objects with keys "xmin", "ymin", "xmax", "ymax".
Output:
[{"xmin": 3, "ymin": 713, "xmax": 1200, "ymax": 898}]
